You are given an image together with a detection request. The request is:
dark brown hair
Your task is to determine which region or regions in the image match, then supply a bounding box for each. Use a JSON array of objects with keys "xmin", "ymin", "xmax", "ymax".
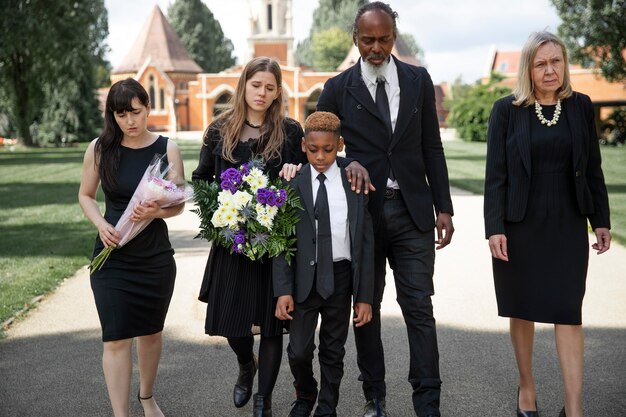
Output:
[{"xmin": 95, "ymin": 78, "xmax": 150, "ymax": 191}]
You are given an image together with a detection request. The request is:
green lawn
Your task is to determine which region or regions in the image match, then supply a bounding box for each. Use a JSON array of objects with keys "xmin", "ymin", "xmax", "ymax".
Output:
[
  {"xmin": 0, "ymin": 136, "xmax": 624, "ymax": 331},
  {"xmin": 0, "ymin": 140, "xmax": 203, "ymax": 329},
  {"xmin": 443, "ymin": 139, "xmax": 626, "ymax": 245}
]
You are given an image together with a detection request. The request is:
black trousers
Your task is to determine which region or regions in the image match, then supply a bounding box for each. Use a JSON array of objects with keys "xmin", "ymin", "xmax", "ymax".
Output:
[
  {"xmin": 288, "ymin": 260, "xmax": 352, "ymax": 417},
  {"xmin": 354, "ymin": 197, "xmax": 441, "ymax": 416}
]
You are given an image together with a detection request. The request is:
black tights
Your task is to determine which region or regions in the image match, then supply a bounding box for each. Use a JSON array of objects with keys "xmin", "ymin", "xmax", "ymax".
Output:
[{"xmin": 227, "ymin": 335, "xmax": 283, "ymax": 397}]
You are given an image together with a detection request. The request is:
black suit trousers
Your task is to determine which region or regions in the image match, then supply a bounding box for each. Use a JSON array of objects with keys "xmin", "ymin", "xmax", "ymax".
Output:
[
  {"xmin": 288, "ymin": 261, "xmax": 352, "ymax": 416},
  {"xmin": 353, "ymin": 198, "xmax": 442, "ymax": 416}
]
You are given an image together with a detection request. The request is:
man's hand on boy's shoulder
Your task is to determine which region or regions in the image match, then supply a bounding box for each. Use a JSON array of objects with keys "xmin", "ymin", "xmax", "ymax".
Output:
[
  {"xmin": 353, "ymin": 302, "xmax": 372, "ymax": 327},
  {"xmin": 275, "ymin": 295, "xmax": 295, "ymax": 321},
  {"xmin": 345, "ymin": 161, "xmax": 376, "ymax": 195}
]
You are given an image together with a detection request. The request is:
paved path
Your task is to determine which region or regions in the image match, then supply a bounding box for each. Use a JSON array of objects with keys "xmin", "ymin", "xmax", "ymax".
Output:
[{"xmin": 1, "ymin": 189, "xmax": 625, "ymax": 416}]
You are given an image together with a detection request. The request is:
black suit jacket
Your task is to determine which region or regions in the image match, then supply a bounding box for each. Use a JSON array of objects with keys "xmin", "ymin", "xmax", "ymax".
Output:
[
  {"xmin": 317, "ymin": 56, "xmax": 453, "ymax": 232},
  {"xmin": 484, "ymin": 92, "xmax": 611, "ymax": 238},
  {"xmin": 273, "ymin": 163, "xmax": 375, "ymax": 305}
]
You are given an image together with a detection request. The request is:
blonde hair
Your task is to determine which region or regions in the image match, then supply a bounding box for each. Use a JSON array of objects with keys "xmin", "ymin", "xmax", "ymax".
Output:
[
  {"xmin": 304, "ymin": 111, "xmax": 341, "ymax": 137},
  {"xmin": 208, "ymin": 57, "xmax": 285, "ymax": 163},
  {"xmin": 512, "ymin": 31, "xmax": 573, "ymax": 106}
]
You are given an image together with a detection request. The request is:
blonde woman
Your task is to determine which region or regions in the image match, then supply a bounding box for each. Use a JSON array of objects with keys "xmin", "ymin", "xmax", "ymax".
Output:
[{"xmin": 484, "ymin": 31, "xmax": 611, "ymax": 417}]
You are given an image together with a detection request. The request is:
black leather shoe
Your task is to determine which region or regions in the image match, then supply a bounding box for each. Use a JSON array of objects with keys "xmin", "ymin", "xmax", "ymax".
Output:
[
  {"xmin": 288, "ymin": 398, "xmax": 314, "ymax": 417},
  {"xmin": 516, "ymin": 387, "xmax": 539, "ymax": 417},
  {"xmin": 362, "ymin": 398, "xmax": 387, "ymax": 417},
  {"xmin": 253, "ymin": 393, "xmax": 272, "ymax": 417},
  {"xmin": 558, "ymin": 407, "xmax": 566, "ymax": 417},
  {"xmin": 233, "ymin": 356, "xmax": 257, "ymax": 408}
]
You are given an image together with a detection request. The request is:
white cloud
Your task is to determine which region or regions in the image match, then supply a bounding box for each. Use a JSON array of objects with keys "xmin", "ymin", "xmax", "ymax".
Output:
[{"xmin": 105, "ymin": 0, "xmax": 561, "ymax": 84}]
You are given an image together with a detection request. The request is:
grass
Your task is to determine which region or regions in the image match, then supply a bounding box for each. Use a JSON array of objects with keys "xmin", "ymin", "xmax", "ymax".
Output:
[
  {"xmin": 443, "ymin": 139, "xmax": 626, "ymax": 246},
  {"xmin": 0, "ymin": 135, "xmax": 624, "ymax": 331},
  {"xmin": 0, "ymin": 139, "xmax": 203, "ymax": 330}
]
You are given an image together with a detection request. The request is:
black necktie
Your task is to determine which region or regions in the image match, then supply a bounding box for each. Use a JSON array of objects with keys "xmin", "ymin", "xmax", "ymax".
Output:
[
  {"xmin": 376, "ymin": 77, "xmax": 395, "ymax": 181},
  {"xmin": 314, "ymin": 173, "xmax": 333, "ymax": 299},
  {"xmin": 376, "ymin": 77, "xmax": 392, "ymax": 136}
]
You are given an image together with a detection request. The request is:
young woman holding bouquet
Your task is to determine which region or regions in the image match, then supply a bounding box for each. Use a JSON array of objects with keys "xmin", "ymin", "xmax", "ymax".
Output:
[
  {"xmin": 79, "ymin": 78, "xmax": 186, "ymax": 417},
  {"xmin": 192, "ymin": 56, "xmax": 307, "ymax": 416}
]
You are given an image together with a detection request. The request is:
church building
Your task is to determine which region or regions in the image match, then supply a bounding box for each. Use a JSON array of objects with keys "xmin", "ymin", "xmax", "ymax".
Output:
[{"xmin": 109, "ymin": 0, "xmax": 439, "ymax": 132}]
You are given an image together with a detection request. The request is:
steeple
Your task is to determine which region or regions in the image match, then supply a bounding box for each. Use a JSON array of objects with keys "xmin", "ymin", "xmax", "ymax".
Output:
[
  {"xmin": 113, "ymin": 5, "xmax": 202, "ymax": 74},
  {"xmin": 247, "ymin": 0, "xmax": 294, "ymax": 66}
]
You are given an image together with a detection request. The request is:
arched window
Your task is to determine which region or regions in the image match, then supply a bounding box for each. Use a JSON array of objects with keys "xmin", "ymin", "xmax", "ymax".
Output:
[
  {"xmin": 148, "ymin": 75, "xmax": 156, "ymax": 108},
  {"xmin": 213, "ymin": 92, "xmax": 232, "ymax": 117},
  {"xmin": 159, "ymin": 88, "xmax": 165, "ymax": 110},
  {"xmin": 267, "ymin": 2, "xmax": 272, "ymax": 31},
  {"xmin": 304, "ymin": 90, "xmax": 321, "ymax": 120}
]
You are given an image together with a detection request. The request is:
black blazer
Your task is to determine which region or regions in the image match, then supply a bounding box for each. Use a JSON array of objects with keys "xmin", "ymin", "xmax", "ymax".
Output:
[
  {"xmin": 484, "ymin": 92, "xmax": 611, "ymax": 238},
  {"xmin": 273, "ymin": 163, "xmax": 375, "ymax": 305},
  {"xmin": 317, "ymin": 56, "xmax": 453, "ymax": 232}
]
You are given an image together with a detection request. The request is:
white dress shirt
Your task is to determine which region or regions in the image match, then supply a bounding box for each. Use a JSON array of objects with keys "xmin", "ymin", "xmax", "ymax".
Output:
[
  {"xmin": 310, "ymin": 162, "xmax": 351, "ymax": 262},
  {"xmin": 360, "ymin": 57, "xmax": 400, "ymax": 188}
]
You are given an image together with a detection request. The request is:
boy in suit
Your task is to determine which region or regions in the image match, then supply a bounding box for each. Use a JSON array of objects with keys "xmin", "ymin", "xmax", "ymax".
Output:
[{"xmin": 274, "ymin": 111, "xmax": 375, "ymax": 417}]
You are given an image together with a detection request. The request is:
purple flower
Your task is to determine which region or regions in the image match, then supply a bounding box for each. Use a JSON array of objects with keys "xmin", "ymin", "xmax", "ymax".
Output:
[
  {"xmin": 266, "ymin": 193, "xmax": 277, "ymax": 206},
  {"xmin": 234, "ymin": 230, "xmax": 246, "ymax": 245},
  {"xmin": 256, "ymin": 188, "xmax": 269, "ymax": 205},
  {"xmin": 275, "ymin": 189, "xmax": 287, "ymax": 207},
  {"xmin": 240, "ymin": 163, "xmax": 250, "ymax": 175}
]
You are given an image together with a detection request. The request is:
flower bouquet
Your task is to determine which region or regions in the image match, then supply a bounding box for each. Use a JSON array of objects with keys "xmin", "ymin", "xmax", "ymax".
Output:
[
  {"xmin": 90, "ymin": 154, "xmax": 193, "ymax": 272},
  {"xmin": 193, "ymin": 158, "xmax": 302, "ymax": 264}
]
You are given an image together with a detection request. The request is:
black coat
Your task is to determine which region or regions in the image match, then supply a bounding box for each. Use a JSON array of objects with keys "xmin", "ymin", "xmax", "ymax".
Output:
[
  {"xmin": 484, "ymin": 92, "xmax": 611, "ymax": 238},
  {"xmin": 273, "ymin": 163, "xmax": 375, "ymax": 305},
  {"xmin": 317, "ymin": 56, "xmax": 454, "ymax": 232}
]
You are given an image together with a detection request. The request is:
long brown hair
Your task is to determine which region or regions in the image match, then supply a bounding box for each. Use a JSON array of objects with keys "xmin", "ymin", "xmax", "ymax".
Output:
[
  {"xmin": 95, "ymin": 78, "xmax": 150, "ymax": 191},
  {"xmin": 212, "ymin": 57, "xmax": 285, "ymax": 163}
]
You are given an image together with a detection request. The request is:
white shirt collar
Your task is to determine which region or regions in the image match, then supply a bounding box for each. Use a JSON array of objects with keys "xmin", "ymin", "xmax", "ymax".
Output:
[{"xmin": 310, "ymin": 160, "xmax": 340, "ymax": 183}]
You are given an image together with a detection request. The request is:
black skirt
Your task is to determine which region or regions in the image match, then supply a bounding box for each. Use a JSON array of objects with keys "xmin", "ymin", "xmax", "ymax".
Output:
[{"xmin": 199, "ymin": 245, "xmax": 286, "ymax": 337}]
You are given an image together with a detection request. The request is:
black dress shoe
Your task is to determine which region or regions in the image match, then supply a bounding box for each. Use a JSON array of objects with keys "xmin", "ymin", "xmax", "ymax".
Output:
[
  {"xmin": 288, "ymin": 398, "xmax": 314, "ymax": 417},
  {"xmin": 516, "ymin": 387, "xmax": 539, "ymax": 417},
  {"xmin": 362, "ymin": 398, "xmax": 387, "ymax": 417},
  {"xmin": 233, "ymin": 356, "xmax": 257, "ymax": 408},
  {"xmin": 558, "ymin": 407, "xmax": 566, "ymax": 417},
  {"xmin": 253, "ymin": 393, "xmax": 272, "ymax": 417}
]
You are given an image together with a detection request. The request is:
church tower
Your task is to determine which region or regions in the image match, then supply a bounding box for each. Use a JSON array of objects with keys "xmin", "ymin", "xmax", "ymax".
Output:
[{"xmin": 247, "ymin": 0, "xmax": 294, "ymax": 66}]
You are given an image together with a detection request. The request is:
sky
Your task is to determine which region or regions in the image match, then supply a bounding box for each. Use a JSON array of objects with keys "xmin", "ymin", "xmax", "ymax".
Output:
[{"xmin": 104, "ymin": 0, "xmax": 562, "ymax": 84}]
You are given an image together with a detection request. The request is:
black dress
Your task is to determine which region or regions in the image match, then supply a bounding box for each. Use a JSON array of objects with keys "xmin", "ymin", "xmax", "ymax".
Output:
[
  {"xmin": 192, "ymin": 118, "xmax": 306, "ymax": 337},
  {"xmin": 493, "ymin": 106, "xmax": 589, "ymax": 325},
  {"xmin": 90, "ymin": 136, "xmax": 176, "ymax": 341}
]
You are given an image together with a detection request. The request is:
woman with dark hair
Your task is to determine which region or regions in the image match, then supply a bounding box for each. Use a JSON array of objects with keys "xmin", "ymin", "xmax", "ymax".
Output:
[
  {"xmin": 484, "ymin": 31, "xmax": 611, "ymax": 417},
  {"xmin": 79, "ymin": 77, "xmax": 185, "ymax": 417},
  {"xmin": 192, "ymin": 56, "xmax": 307, "ymax": 417}
]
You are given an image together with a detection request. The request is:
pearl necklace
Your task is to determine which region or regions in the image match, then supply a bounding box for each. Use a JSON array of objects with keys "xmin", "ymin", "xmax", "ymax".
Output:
[{"xmin": 534, "ymin": 99, "xmax": 562, "ymax": 127}]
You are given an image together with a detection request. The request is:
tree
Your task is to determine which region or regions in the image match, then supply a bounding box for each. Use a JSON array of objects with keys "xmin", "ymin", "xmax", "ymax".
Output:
[
  {"xmin": 311, "ymin": 28, "xmax": 353, "ymax": 72},
  {"xmin": 297, "ymin": 0, "xmax": 367, "ymax": 69},
  {"xmin": 552, "ymin": 0, "xmax": 626, "ymax": 82},
  {"xmin": 0, "ymin": 0, "xmax": 108, "ymax": 146},
  {"xmin": 446, "ymin": 74, "xmax": 512, "ymax": 142},
  {"xmin": 168, "ymin": 0, "xmax": 236, "ymax": 73},
  {"xmin": 400, "ymin": 32, "xmax": 425, "ymax": 63}
]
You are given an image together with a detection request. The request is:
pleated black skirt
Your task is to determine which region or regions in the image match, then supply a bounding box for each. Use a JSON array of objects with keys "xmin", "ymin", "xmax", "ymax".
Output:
[{"xmin": 198, "ymin": 245, "xmax": 286, "ymax": 337}]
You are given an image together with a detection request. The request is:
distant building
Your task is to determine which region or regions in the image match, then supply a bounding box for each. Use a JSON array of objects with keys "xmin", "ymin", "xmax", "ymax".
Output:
[{"xmin": 107, "ymin": 1, "xmax": 446, "ymax": 131}]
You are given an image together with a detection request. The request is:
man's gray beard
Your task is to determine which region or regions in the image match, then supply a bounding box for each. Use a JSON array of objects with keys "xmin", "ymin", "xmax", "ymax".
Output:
[{"xmin": 363, "ymin": 57, "xmax": 390, "ymax": 78}]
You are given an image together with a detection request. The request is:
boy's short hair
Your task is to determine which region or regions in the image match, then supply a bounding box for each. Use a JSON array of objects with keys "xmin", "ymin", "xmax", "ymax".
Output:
[{"xmin": 304, "ymin": 111, "xmax": 341, "ymax": 137}]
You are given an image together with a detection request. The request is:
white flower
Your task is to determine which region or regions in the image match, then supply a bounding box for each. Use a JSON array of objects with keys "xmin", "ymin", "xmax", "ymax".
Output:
[
  {"xmin": 258, "ymin": 213, "xmax": 274, "ymax": 230},
  {"xmin": 232, "ymin": 190, "xmax": 253, "ymax": 210},
  {"xmin": 218, "ymin": 190, "xmax": 234, "ymax": 205},
  {"xmin": 265, "ymin": 205, "xmax": 278, "ymax": 217},
  {"xmin": 243, "ymin": 168, "xmax": 268, "ymax": 193},
  {"xmin": 211, "ymin": 210, "xmax": 227, "ymax": 228}
]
